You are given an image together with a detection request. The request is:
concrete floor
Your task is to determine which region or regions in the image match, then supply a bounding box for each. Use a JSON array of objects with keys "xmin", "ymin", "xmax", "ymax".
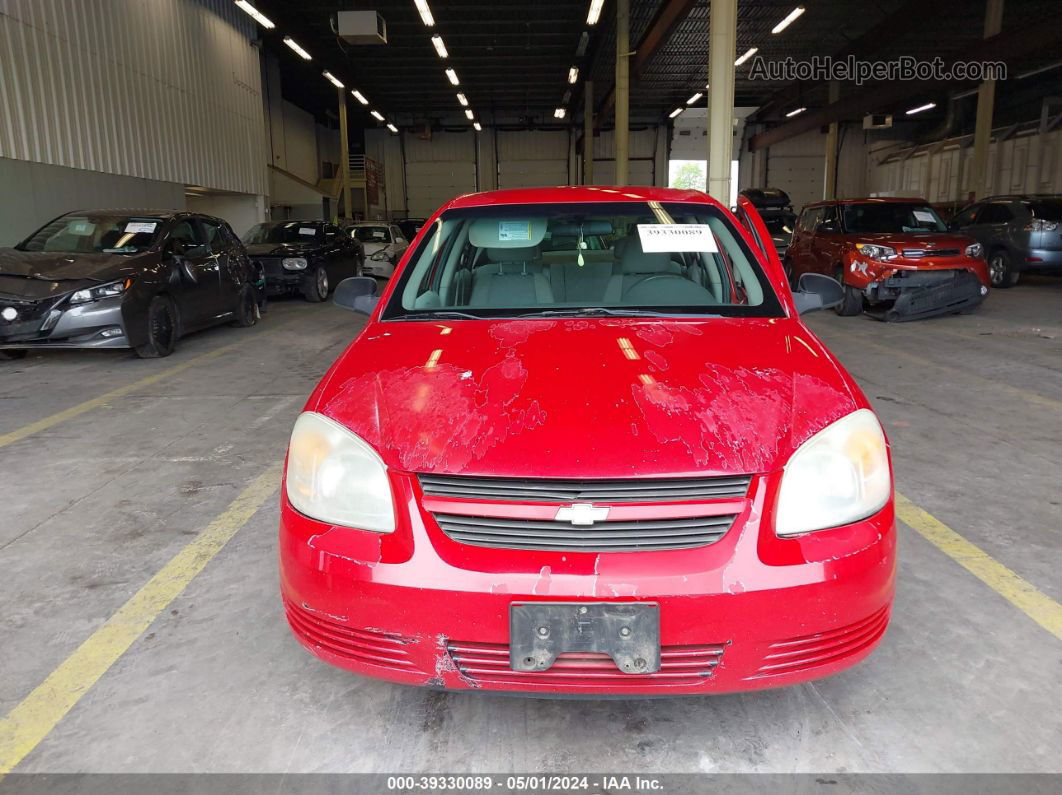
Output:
[{"xmin": 1, "ymin": 277, "xmax": 1060, "ymax": 774}]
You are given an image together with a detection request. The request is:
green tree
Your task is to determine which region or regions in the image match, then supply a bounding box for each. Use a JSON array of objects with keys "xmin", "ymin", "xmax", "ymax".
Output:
[{"xmin": 671, "ymin": 162, "xmax": 706, "ymax": 191}]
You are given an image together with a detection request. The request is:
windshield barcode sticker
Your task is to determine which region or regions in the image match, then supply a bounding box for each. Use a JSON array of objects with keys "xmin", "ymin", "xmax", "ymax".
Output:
[
  {"xmin": 125, "ymin": 222, "xmax": 157, "ymax": 234},
  {"xmin": 637, "ymin": 224, "xmax": 718, "ymax": 253},
  {"xmin": 299, "ymin": 227, "xmax": 316, "ymax": 236},
  {"xmin": 499, "ymin": 221, "xmax": 532, "ymax": 241},
  {"xmin": 912, "ymin": 210, "xmax": 936, "ymax": 223}
]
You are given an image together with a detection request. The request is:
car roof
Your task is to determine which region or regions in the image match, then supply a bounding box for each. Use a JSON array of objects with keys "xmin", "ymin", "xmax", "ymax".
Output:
[
  {"xmin": 67, "ymin": 208, "xmax": 178, "ymax": 218},
  {"xmin": 803, "ymin": 197, "xmax": 930, "ymax": 209},
  {"xmin": 444, "ymin": 185, "xmax": 720, "ymax": 210}
]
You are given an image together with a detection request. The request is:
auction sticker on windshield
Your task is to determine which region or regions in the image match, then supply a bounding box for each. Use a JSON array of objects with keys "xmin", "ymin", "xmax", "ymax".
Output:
[
  {"xmin": 499, "ymin": 221, "xmax": 532, "ymax": 241},
  {"xmin": 124, "ymin": 222, "xmax": 157, "ymax": 234},
  {"xmin": 638, "ymin": 223, "xmax": 718, "ymax": 252}
]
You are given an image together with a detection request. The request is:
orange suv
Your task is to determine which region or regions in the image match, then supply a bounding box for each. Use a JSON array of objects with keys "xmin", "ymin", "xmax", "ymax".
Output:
[{"xmin": 785, "ymin": 198, "xmax": 990, "ymax": 321}]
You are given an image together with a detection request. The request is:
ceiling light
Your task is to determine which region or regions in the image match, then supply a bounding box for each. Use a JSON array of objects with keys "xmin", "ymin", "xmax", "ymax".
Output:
[
  {"xmin": 282, "ymin": 37, "xmax": 311, "ymax": 60},
  {"xmin": 587, "ymin": 0, "xmax": 605, "ymax": 25},
  {"xmin": 234, "ymin": 1, "xmax": 274, "ymax": 29},
  {"xmin": 686, "ymin": 92, "xmax": 702, "ymax": 104},
  {"xmin": 465, "ymin": 109, "xmax": 474, "ymax": 120},
  {"xmin": 431, "ymin": 35, "xmax": 448, "ymax": 58},
  {"xmin": 387, "ymin": 123, "xmax": 399, "ymax": 134},
  {"xmin": 785, "ymin": 106, "xmax": 806, "ymax": 117},
  {"xmin": 456, "ymin": 92, "xmax": 469, "ymax": 106},
  {"xmin": 445, "ymin": 68, "xmax": 460, "ymax": 85},
  {"xmin": 771, "ymin": 6, "xmax": 805, "ymax": 34},
  {"xmin": 473, "ymin": 122, "xmax": 482, "ymax": 131},
  {"xmin": 735, "ymin": 47, "xmax": 758, "ymax": 67},
  {"xmin": 370, "ymin": 110, "xmax": 385, "ymax": 122},
  {"xmin": 669, "ymin": 107, "xmax": 683, "ymax": 118},
  {"xmin": 414, "ymin": 0, "xmax": 435, "ymax": 27},
  {"xmin": 575, "ymin": 31, "xmax": 590, "ymax": 57},
  {"xmin": 554, "ymin": 108, "xmax": 567, "ymax": 119},
  {"xmin": 568, "ymin": 66, "xmax": 579, "ymax": 84},
  {"xmin": 352, "ymin": 90, "xmax": 368, "ymax": 105},
  {"xmin": 906, "ymin": 102, "xmax": 936, "ymax": 115},
  {"xmin": 322, "ymin": 71, "xmax": 344, "ymax": 89}
]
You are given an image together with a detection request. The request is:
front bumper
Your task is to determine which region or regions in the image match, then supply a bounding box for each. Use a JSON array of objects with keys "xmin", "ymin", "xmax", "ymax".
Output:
[
  {"xmin": 280, "ymin": 472, "xmax": 896, "ymax": 696},
  {"xmin": 864, "ymin": 269, "xmax": 987, "ymax": 321},
  {"xmin": 255, "ymin": 258, "xmax": 309, "ymax": 295},
  {"xmin": 363, "ymin": 258, "xmax": 394, "ymax": 277},
  {"xmin": 0, "ymin": 294, "xmax": 130, "ymax": 350}
]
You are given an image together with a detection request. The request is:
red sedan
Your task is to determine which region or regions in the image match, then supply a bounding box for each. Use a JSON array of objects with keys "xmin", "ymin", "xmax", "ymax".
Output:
[{"xmin": 280, "ymin": 186, "xmax": 895, "ymax": 696}]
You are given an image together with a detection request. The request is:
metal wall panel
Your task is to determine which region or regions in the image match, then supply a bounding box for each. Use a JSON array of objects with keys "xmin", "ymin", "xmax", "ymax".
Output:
[
  {"xmin": 0, "ymin": 0, "xmax": 267, "ymax": 195},
  {"xmin": 497, "ymin": 130, "xmax": 569, "ymax": 189},
  {"xmin": 403, "ymin": 130, "xmax": 477, "ymax": 218}
]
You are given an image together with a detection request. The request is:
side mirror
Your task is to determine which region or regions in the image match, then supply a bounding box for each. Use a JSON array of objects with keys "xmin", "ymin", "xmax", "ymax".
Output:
[
  {"xmin": 334, "ymin": 276, "xmax": 379, "ymax": 316},
  {"xmin": 792, "ymin": 273, "xmax": 844, "ymax": 315}
]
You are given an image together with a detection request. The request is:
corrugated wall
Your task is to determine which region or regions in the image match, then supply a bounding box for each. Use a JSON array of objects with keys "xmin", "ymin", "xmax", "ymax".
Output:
[{"xmin": 0, "ymin": 0, "xmax": 267, "ymax": 195}]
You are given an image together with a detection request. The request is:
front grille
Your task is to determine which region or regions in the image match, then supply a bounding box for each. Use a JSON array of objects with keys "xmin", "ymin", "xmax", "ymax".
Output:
[
  {"xmin": 254, "ymin": 257, "xmax": 286, "ymax": 277},
  {"xmin": 748, "ymin": 606, "xmax": 890, "ymax": 678},
  {"xmin": 448, "ymin": 640, "xmax": 725, "ymax": 687},
  {"xmin": 434, "ymin": 513, "xmax": 736, "ymax": 552},
  {"xmin": 902, "ymin": 248, "xmax": 960, "ymax": 258},
  {"xmin": 284, "ymin": 600, "xmax": 418, "ymax": 670},
  {"xmin": 418, "ymin": 474, "xmax": 752, "ymax": 502}
]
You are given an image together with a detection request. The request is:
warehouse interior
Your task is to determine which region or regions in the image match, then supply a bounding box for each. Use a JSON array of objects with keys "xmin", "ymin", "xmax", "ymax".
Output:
[{"xmin": 0, "ymin": 0, "xmax": 1060, "ymax": 788}]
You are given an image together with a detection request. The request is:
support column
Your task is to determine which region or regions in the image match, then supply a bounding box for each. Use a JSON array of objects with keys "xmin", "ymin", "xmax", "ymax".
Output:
[
  {"xmin": 824, "ymin": 81, "xmax": 840, "ymax": 199},
  {"xmin": 706, "ymin": 0, "xmax": 736, "ymax": 204},
  {"xmin": 583, "ymin": 80, "xmax": 595, "ymax": 184},
  {"xmin": 615, "ymin": 0, "xmax": 630, "ymax": 186},
  {"xmin": 968, "ymin": 0, "xmax": 1004, "ymax": 200},
  {"xmin": 337, "ymin": 87, "xmax": 352, "ymax": 221}
]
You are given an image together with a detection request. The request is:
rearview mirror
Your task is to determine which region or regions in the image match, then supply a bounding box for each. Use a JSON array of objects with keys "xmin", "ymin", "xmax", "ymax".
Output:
[
  {"xmin": 792, "ymin": 273, "xmax": 844, "ymax": 315},
  {"xmin": 334, "ymin": 276, "xmax": 379, "ymax": 316}
]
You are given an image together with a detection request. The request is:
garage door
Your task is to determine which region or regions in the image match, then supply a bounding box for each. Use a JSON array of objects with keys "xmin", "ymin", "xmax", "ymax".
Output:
[
  {"xmin": 403, "ymin": 131, "xmax": 478, "ymax": 218},
  {"xmin": 591, "ymin": 159, "xmax": 655, "ymax": 187},
  {"xmin": 497, "ymin": 130, "xmax": 570, "ymax": 189}
]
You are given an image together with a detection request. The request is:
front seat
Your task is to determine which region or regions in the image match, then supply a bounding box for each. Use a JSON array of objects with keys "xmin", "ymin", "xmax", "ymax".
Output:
[
  {"xmin": 603, "ymin": 235, "xmax": 716, "ymax": 305},
  {"xmin": 469, "ymin": 246, "xmax": 554, "ymax": 307}
]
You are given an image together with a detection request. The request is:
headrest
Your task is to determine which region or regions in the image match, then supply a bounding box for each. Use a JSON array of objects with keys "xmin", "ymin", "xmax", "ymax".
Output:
[
  {"xmin": 618, "ymin": 234, "xmax": 675, "ymax": 273},
  {"xmin": 485, "ymin": 246, "xmax": 540, "ymax": 264},
  {"xmin": 468, "ymin": 217, "xmax": 547, "ymax": 248}
]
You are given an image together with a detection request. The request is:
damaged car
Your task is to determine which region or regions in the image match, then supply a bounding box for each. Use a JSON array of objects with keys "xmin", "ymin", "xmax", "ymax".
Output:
[
  {"xmin": 279, "ymin": 186, "xmax": 896, "ymax": 696},
  {"xmin": 1, "ymin": 210, "xmax": 259, "ymax": 360},
  {"xmin": 785, "ymin": 198, "xmax": 990, "ymax": 321},
  {"xmin": 243, "ymin": 220, "xmax": 363, "ymax": 303}
]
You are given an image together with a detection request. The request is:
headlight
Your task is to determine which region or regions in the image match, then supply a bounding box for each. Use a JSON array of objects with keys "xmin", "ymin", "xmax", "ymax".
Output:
[
  {"xmin": 964, "ymin": 242, "xmax": 984, "ymax": 258},
  {"xmin": 854, "ymin": 243, "xmax": 896, "ymax": 261},
  {"xmin": 282, "ymin": 257, "xmax": 308, "ymax": 271},
  {"xmin": 285, "ymin": 412, "xmax": 395, "ymax": 533},
  {"xmin": 370, "ymin": 250, "xmax": 390, "ymax": 261},
  {"xmin": 775, "ymin": 409, "xmax": 891, "ymax": 537},
  {"xmin": 69, "ymin": 278, "xmax": 132, "ymax": 305}
]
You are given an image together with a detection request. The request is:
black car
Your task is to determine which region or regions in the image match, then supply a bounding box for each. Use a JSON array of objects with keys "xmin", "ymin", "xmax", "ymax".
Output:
[
  {"xmin": 396, "ymin": 217, "xmax": 427, "ymax": 242},
  {"xmin": 0, "ymin": 210, "xmax": 259, "ymax": 360},
  {"xmin": 739, "ymin": 188, "xmax": 797, "ymax": 257},
  {"xmin": 243, "ymin": 221, "xmax": 363, "ymax": 302}
]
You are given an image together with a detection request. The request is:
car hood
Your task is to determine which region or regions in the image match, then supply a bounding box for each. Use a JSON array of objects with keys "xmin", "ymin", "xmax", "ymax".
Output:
[
  {"xmin": 849, "ymin": 232, "xmax": 974, "ymax": 250},
  {"xmin": 360, "ymin": 241, "xmax": 387, "ymax": 255},
  {"xmin": 0, "ymin": 249, "xmax": 149, "ymax": 300},
  {"xmin": 314, "ymin": 317, "xmax": 862, "ymax": 478},
  {"xmin": 244, "ymin": 242, "xmax": 320, "ymax": 257}
]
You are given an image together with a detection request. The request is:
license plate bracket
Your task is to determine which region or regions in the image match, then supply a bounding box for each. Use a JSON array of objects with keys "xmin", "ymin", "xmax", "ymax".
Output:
[{"xmin": 509, "ymin": 602, "xmax": 660, "ymax": 674}]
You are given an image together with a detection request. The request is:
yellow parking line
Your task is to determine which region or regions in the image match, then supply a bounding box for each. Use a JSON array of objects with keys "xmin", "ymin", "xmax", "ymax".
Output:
[
  {"xmin": 896, "ymin": 493, "xmax": 1062, "ymax": 641},
  {"xmin": 0, "ymin": 463, "xmax": 282, "ymax": 775}
]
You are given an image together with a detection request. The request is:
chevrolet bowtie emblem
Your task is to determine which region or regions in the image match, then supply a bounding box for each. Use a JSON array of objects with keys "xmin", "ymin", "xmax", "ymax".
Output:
[{"xmin": 555, "ymin": 503, "xmax": 609, "ymax": 526}]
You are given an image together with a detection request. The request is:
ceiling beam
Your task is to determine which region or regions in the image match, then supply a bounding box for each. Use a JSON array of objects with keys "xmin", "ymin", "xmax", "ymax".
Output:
[
  {"xmin": 749, "ymin": 13, "xmax": 1062, "ymax": 151},
  {"xmin": 595, "ymin": 0, "xmax": 699, "ymax": 119}
]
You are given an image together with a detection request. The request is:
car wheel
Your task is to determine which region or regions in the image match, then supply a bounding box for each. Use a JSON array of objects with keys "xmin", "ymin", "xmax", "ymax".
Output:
[
  {"xmin": 230, "ymin": 284, "xmax": 259, "ymax": 328},
  {"xmin": 833, "ymin": 267, "xmax": 863, "ymax": 316},
  {"xmin": 0, "ymin": 349, "xmax": 28, "ymax": 361},
  {"xmin": 988, "ymin": 250, "xmax": 1019, "ymax": 288},
  {"xmin": 302, "ymin": 266, "xmax": 328, "ymax": 302},
  {"xmin": 134, "ymin": 295, "xmax": 178, "ymax": 358}
]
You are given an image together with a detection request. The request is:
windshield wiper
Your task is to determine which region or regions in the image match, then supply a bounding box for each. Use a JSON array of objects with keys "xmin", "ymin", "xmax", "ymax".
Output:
[
  {"xmin": 516, "ymin": 307, "xmax": 717, "ymax": 318},
  {"xmin": 391, "ymin": 310, "xmax": 483, "ymax": 321}
]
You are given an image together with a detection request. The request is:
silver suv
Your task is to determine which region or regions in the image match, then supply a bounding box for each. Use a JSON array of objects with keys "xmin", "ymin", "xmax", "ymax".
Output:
[{"xmin": 949, "ymin": 195, "xmax": 1062, "ymax": 287}]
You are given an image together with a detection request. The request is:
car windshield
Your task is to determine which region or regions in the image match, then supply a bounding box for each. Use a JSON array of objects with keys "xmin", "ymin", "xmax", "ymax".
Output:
[
  {"xmin": 244, "ymin": 222, "xmax": 321, "ymax": 244},
  {"xmin": 763, "ymin": 214, "xmax": 796, "ymax": 236},
  {"xmin": 382, "ymin": 201, "xmax": 784, "ymax": 319},
  {"xmin": 842, "ymin": 203, "xmax": 947, "ymax": 233},
  {"xmin": 1030, "ymin": 199, "xmax": 1062, "ymax": 220},
  {"xmin": 17, "ymin": 213, "xmax": 165, "ymax": 254},
  {"xmin": 353, "ymin": 226, "xmax": 390, "ymax": 243}
]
